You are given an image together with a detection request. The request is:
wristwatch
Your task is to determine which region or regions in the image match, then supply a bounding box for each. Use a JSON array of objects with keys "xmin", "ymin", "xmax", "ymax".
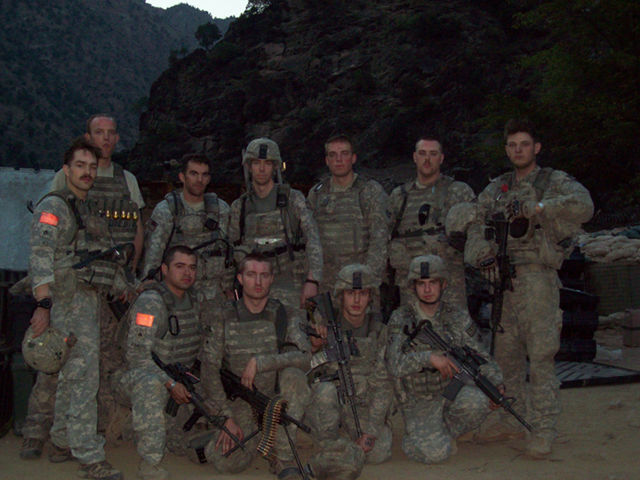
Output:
[{"xmin": 36, "ymin": 297, "xmax": 52, "ymax": 310}]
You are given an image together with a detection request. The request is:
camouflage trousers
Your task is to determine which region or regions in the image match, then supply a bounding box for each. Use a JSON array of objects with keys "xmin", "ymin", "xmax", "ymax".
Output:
[
  {"xmin": 495, "ymin": 266, "xmax": 561, "ymax": 439},
  {"xmin": 204, "ymin": 367, "xmax": 311, "ymax": 473},
  {"xmin": 21, "ymin": 295, "xmax": 124, "ymax": 443},
  {"xmin": 306, "ymin": 382, "xmax": 391, "ymax": 480},
  {"xmin": 49, "ymin": 286, "xmax": 105, "ymax": 465},
  {"xmin": 401, "ymin": 386, "xmax": 490, "ymax": 464}
]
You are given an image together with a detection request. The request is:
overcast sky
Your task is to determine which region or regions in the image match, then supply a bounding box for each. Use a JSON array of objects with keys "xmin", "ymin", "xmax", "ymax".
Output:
[{"xmin": 147, "ymin": 1, "xmax": 248, "ymax": 18}]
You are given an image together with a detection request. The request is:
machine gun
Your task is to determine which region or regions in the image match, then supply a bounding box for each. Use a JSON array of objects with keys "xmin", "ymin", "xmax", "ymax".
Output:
[
  {"xmin": 151, "ymin": 352, "xmax": 243, "ymax": 450},
  {"xmin": 220, "ymin": 368, "xmax": 312, "ymax": 479},
  {"xmin": 402, "ymin": 319, "xmax": 532, "ymax": 432},
  {"xmin": 485, "ymin": 212, "xmax": 515, "ymax": 355},
  {"xmin": 305, "ymin": 292, "xmax": 364, "ymax": 440}
]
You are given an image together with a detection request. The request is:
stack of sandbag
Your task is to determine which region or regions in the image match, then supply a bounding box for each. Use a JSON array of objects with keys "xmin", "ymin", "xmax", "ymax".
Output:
[{"xmin": 576, "ymin": 226, "xmax": 640, "ymax": 263}]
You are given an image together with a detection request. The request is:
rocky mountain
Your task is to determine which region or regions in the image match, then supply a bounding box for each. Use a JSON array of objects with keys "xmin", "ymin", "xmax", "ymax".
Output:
[
  {"xmin": 130, "ymin": 0, "xmax": 639, "ymax": 211},
  {"xmin": 0, "ymin": 0, "xmax": 231, "ymax": 169}
]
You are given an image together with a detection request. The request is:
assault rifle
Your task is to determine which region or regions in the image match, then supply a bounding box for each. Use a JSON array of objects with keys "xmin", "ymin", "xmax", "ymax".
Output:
[
  {"xmin": 485, "ymin": 212, "xmax": 515, "ymax": 355},
  {"xmin": 402, "ymin": 319, "xmax": 531, "ymax": 431},
  {"xmin": 306, "ymin": 292, "xmax": 364, "ymax": 439},
  {"xmin": 151, "ymin": 352, "xmax": 243, "ymax": 450},
  {"xmin": 220, "ymin": 368, "xmax": 312, "ymax": 478}
]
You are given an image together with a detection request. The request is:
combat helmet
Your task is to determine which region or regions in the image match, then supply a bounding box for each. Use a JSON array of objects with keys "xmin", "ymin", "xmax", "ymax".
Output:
[
  {"xmin": 407, "ymin": 254, "xmax": 449, "ymax": 283},
  {"xmin": 22, "ymin": 326, "xmax": 76, "ymax": 374},
  {"xmin": 334, "ymin": 263, "xmax": 380, "ymax": 297},
  {"xmin": 242, "ymin": 138, "xmax": 284, "ymax": 187}
]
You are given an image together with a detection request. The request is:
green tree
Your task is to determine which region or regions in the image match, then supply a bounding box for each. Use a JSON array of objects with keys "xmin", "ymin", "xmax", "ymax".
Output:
[{"xmin": 195, "ymin": 22, "xmax": 221, "ymax": 50}]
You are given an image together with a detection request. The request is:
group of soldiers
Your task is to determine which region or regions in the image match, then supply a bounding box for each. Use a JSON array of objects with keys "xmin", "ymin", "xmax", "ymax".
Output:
[{"xmin": 18, "ymin": 113, "xmax": 594, "ymax": 480}]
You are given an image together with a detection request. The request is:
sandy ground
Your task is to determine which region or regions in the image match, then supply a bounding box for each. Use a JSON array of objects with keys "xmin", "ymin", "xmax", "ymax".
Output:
[{"xmin": 2, "ymin": 334, "xmax": 640, "ymax": 480}]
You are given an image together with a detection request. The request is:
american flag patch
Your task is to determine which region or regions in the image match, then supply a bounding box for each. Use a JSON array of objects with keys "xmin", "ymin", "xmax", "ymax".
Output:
[
  {"xmin": 135, "ymin": 313, "xmax": 154, "ymax": 327},
  {"xmin": 39, "ymin": 212, "xmax": 59, "ymax": 226}
]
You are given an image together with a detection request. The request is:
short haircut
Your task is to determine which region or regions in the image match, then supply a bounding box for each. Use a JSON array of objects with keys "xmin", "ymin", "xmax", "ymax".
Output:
[
  {"xmin": 415, "ymin": 135, "xmax": 443, "ymax": 153},
  {"xmin": 181, "ymin": 153, "xmax": 210, "ymax": 173},
  {"xmin": 162, "ymin": 245, "xmax": 197, "ymax": 266},
  {"xmin": 503, "ymin": 118, "xmax": 537, "ymax": 143},
  {"xmin": 63, "ymin": 136, "xmax": 101, "ymax": 166},
  {"xmin": 86, "ymin": 113, "xmax": 118, "ymax": 134},
  {"xmin": 324, "ymin": 134, "xmax": 354, "ymax": 155},
  {"xmin": 237, "ymin": 253, "xmax": 273, "ymax": 274}
]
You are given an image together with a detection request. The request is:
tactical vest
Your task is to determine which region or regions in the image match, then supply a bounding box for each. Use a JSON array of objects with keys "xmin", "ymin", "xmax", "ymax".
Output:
[
  {"xmin": 390, "ymin": 176, "xmax": 454, "ymax": 263},
  {"xmin": 317, "ymin": 312, "xmax": 384, "ymax": 398},
  {"xmin": 165, "ymin": 191, "xmax": 229, "ymax": 281},
  {"xmin": 238, "ymin": 185, "xmax": 304, "ymax": 265},
  {"xmin": 39, "ymin": 188, "xmax": 120, "ymax": 293},
  {"xmin": 222, "ymin": 298, "xmax": 287, "ymax": 393},
  {"xmin": 146, "ymin": 282, "xmax": 201, "ymax": 366},
  {"xmin": 88, "ymin": 163, "xmax": 138, "ymax": 246},
  {"xmin": 311, "ymin": 176, "xmax": 369, "ymax": 265},
  {"xmin": 488, "ymin": 167, "xmax": 563, "ymax": 266},
  {"xmin": 395, "ymin": 303, "xmax": 464, "ymax": 400}
]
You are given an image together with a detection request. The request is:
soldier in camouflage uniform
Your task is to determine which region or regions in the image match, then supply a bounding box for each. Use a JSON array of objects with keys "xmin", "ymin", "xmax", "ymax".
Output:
[
  {"xmin": 27, "ymin": 137, "xmax": 127, "ymax": 479},
  {"xmin": 22, "ymin": 115, "xmax": 143, "ymax": 456},
  {"xmin": 386, "ymin": 255, "xmax": 502, "ymax": 464},
  {"xmin": 305, "ymin": 264, "xmax": 393, "ymax": 479},
  {"xmin": 388, "ymin": 136, "xmax": 476, "ymax": 309},
  {"xmin": 120, "ymin": 246, "xmax": 202, "ymax": 480},
  {"xmin": 307, "ymin": 134, "xmax": 389, "ymax": 294},
  {"xmin": 229, "ymin": 138, "xmax": 323, "ymax": 309},
  {"xmin": 465, "ymin": 119, "xmax": 593, "ymax": 458},
  {"xmin": 199, "ymin": 254, "xmax": 311, "ymax": 479},
  {"xmin": 142, "ymin": 154, "xmax": 232, "ymax": 300}
]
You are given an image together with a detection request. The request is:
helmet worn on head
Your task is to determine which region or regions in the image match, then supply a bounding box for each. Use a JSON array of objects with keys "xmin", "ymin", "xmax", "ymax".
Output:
[
  {"xmin": 334, "ymin": 263, "xmax": 380, "ymax": 296},
  {"xmin": 407, "ymin": 254, "xmax": 449, "ymax": 283},
  {"xmin": 22, "ymin": 326, "xmax": 76, "ymax": 374},
  {"xmin": 445, "ymin": 201, "xmax": 477, "ymax": 236},
  {"xmin": 242, "ymin": 138, "xmax": 282, "ymax": 169}
]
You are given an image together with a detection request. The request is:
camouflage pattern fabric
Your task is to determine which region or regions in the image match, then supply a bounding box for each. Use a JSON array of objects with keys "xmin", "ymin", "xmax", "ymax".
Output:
[
  {"xmin": 229, "ymin": 186, "xmax": 323, "ymax": 308},
  {"xmin": 199, "ymin": 299, "xmax": 311, "ymax": 472},
  {"xmin": 465, "ymin": 165, "xmax": 593, "ymax": 440},
  {"xmin": 120, "ymin": 285, "xmax": 202, "ymax": 465},
  {"xmin": 386, "ymin": 301, "xmax": 501, "ymax": 463},
  {"xmin": 388, "ymin": 176, "xmax": 475, "ymax": 309},
  {"xmin": 306, "ymin": 312, "xmax": 393, "ymax": 477},
  {"xmin": 308, "ymin": 174, "xmax": 389, "ymax": 294},
  {"xmin": 20, "ymin": 371, "xmax": 57, "ymax": 441},
  {"xmin": 142, "ymin": 190, "xmax": 233, "ymax": 299}
]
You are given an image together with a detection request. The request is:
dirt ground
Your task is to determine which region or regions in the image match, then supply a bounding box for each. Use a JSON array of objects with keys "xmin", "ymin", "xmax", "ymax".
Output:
[{"xmin": 2, "ymin": 339, "xmax": 639, "ymax": 480}]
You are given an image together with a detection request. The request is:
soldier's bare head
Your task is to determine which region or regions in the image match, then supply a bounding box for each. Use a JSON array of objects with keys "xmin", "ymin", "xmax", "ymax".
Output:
[
  {"xmin": 85, "ymin": 114, "xmax": 119, "ymax": 161},
  {"xmin": 413, "ymin": 135, "xmax": 444, "ymax": 184},
  {"xmin": 62, "ymin": 137, "xmax": 99, "ymax": 198},
  {"xmin": 504, "ymin": 118, "xmax": 541, "ymax": 175},
  {"xmin": 237, "ymin": 254, "xmax": 274, "ymax": 304},
  {"xmin": 179, "ymin": 154, "xmax": 211, "ymax": 200},
  {"xmin": 161, "ymin": 245, "xmax": 197, "ymax": 294},
  {"xmin": 237, "ymin": 253, "xmax": 273, "ymax": 275},
  {"xmin": 325, "ymin": 133, "xmax": 357, "ymax": 181}
]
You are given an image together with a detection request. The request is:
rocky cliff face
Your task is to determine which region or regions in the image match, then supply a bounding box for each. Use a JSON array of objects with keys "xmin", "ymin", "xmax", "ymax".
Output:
[
  {"xmin": 131, "ymin": 0, "xmax": 524, "ymax": 190},
  {"xmin": 0, "ymin": 0, "xmax": 226, "ymax": 168}
]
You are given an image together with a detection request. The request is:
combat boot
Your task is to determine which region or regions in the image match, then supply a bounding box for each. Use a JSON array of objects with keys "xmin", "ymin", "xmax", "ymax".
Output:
[
  {"xmin": 49, "ymin": 442, "xmax": 73, "ymax": 463},
  {"xmin": 475, "ymin": 420, "xmax": 525, "ymax": 443},
  {"xmin": 19, "ymin": 437, "xmax": 44, "ymax": 459},
  {"xmin": 138, "ymin": 459, "xmax": 169, "ymax": 480},
  {"xmin": 78, "ymin": 460, "xmax": 123, "ymax": 480},
  {"xmin": 525, "ymin": 435, "xmax": 552, "ymax": 459}
]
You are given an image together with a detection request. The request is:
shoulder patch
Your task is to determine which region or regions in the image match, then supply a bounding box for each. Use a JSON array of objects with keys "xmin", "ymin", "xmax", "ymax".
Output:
[
  {"xmin": 135, "ymin": 312, "xmax": 155, "ymax": 327},
  {"xmin": 39, "ymin": 212, "xmax": 59, "ymax": 226}
]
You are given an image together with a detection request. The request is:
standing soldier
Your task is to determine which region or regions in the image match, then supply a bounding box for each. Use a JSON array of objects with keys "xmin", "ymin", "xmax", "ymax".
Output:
[
  {"xmin": 198, "ymin": 254, "xmax": 311, "ymax": 479},
  {"xmin": 305, "ymin": 264, "xmax": 393, "ymax": 480},
  {"xmin": 27, "ymin": 137, "xmax": 129, "ymax": 479},
  {"xmin": 121, "ymin": 246, "xmax": 202, "ymax": 480},
  {"xmin": 465, "ymin": 119, "xmax": 593, "ymax": 458},
  {"xmin": 142, "ymin": 154, "xmax": 232, "ymax": 300},
  {"xmin": 386, "ymin": 255, "xmax": 502, "ymax": 464},
  {"xmin": 229, "ymin": 138, "xmax": 322, "ymax": 308},
  {"xmin": 388, "ymin": 135, "xmax": 476, "ymax": 309},
  {"xmin": 308, "ymin": 134, "xmax": 389, "ymax": 294}
]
